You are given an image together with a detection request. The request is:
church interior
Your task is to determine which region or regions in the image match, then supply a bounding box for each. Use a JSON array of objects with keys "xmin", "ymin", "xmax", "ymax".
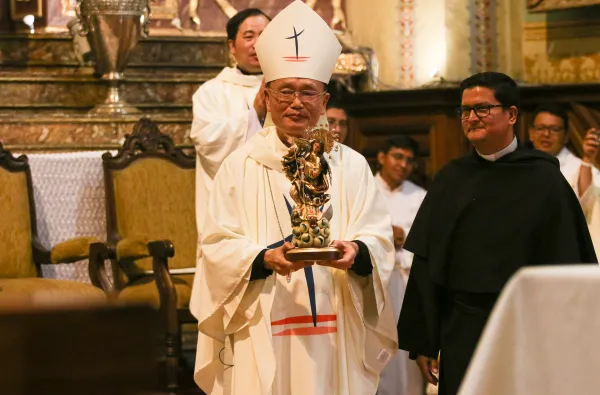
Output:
[{"xmin": 1, "ymin": 0, "xmax": 599, "ymax": 393}]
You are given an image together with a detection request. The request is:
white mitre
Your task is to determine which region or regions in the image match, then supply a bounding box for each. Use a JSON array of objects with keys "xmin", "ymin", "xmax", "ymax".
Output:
[{"xmin": 255, "ymin": 0, "xmax": 342, "ymax": 84}]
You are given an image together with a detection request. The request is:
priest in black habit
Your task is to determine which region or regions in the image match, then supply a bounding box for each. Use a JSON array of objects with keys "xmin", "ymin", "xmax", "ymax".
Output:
[{"xmin": 397, "ymin": 72, "xmax": 597, "ymax": 395}]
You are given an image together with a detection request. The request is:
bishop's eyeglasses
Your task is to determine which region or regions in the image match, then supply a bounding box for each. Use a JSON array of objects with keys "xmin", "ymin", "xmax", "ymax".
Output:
[
  {"xmin": 456, "ymin": 104, "xmax": 506, "ymax": 120},
  {"xmin": 267, "ymin": 88, "xmax": 327, "ymax": 104}
]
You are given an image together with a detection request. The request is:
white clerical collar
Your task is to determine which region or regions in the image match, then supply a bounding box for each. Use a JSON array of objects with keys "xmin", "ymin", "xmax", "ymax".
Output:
[
  {"xmin": 477, "ymin": 137, "xmax": 518, "ymax": 161},
  {"xmin": 216, "ymin": 66, "xmax": 263, "ymax": 87},
  {"xmin": 375, "ymin": 172, "xmax": 402, "ymax": 193}
]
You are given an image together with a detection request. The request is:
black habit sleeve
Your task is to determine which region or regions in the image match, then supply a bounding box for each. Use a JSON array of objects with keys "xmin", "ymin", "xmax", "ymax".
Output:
[
  {"xmin": 536, "ymin": 177, "xmax": 597, "ymax": 265},
  {"xmin": 397, "ymin": 254, "xmax": 440, "ymax": 359}
]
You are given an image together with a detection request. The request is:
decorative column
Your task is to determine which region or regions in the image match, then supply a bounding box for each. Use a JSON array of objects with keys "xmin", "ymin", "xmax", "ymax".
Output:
[
  {"xmin": 470, "ymin": 0, "xmax": 497, "ymax": 73},
  {"xmin": 398, "ymin": 0, "xmax": 415, "ymax": 88}
]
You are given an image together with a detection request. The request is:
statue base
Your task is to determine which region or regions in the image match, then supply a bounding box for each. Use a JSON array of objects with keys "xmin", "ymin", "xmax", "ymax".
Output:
[{"xmin": 285, "ymin": 247, "xmax": 342, "ymax": 262}]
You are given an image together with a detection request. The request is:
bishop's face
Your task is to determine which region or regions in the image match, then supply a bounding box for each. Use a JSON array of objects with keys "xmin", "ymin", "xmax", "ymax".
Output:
[
  {"xmin": 460, "ymin": 86, "xmax": 518, "ymax": 154},
  {"xmin": 266, "ymin": 78, "xmax": 330, "ymax": 139}
]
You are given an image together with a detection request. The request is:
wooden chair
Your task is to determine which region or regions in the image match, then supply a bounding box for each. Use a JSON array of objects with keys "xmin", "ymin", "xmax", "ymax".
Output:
[
  {"xmin": 90, "ymin": 117, "xmax": 198, "ymax": 393},
  {"xmin": 0, "ymin": 143, "xmax": 108, "ymax": 310}
]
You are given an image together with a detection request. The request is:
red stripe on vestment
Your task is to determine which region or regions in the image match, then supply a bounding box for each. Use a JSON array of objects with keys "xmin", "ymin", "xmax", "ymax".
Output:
[{"xmin": 271, "ymin": 314, "xmax": 337, "ymax": 326}]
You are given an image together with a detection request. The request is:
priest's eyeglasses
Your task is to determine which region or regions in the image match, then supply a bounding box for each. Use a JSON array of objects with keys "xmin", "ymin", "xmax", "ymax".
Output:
[
  {"xmin": 267, "ymin": 88, "xmax": 327, "ymax": 104},
  {"xmin": 456, "ymin": 104, "xmax": 505, "ymax": 120}
]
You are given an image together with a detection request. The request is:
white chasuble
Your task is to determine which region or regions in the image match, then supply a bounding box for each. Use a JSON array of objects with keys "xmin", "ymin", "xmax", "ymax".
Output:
[
  {"xmin": 557, "ymin": 147, "xmax": 600, "ymax": 259},
  {"xmin": 192, "ymin": 127, "xmax": 398, "ymax": 395}
]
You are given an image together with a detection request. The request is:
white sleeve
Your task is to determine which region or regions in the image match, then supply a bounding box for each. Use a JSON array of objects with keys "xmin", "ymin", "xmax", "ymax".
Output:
[
  {"xmin": 574, "ymin": 166, "xmax": 600, "ymax": 217},
  {"xmin": 198, "ymin": 159, "xmax": 266, "ymax": 334},
  {"xmin": 189, "ymin": 82, "xmax": 253, "ymax": 180}
]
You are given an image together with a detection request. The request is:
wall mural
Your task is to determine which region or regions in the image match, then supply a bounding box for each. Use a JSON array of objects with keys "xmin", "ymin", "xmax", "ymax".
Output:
[
  {"xmin": 528, "ymin": 0, "xmax": 600, "ymax": 12},
  {"xmin": 39, "ymin": 0, "xmax": 345, "ymax": 35},
  {"xmin": 149, "ymin": 0, "xmax": 346, "ymax": 33}
]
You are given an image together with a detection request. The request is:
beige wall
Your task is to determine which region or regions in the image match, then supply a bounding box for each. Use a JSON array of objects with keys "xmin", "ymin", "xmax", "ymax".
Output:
[
  {"xmin": 346, "ymin": 0, "xmax": 472, "ymax": 88},
  {"xmin": 346, "ymin": 0, "xmax": 402, "ymax": 87},
  {"xmin": 345, "ymin": 0, "xmax": 600, "ymax": 88}
]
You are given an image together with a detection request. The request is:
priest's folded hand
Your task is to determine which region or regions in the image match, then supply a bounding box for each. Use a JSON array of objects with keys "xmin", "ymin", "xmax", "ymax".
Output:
[
  {"xmin": 416, "ymin": 355, "xmax": 439, "ymax": 386},
  {"xmin": 264, "ymin": 242, "xmax": 314, "ymax": 276},
  {"xmin": 318, "ymin": 240, "xmax": 359, "ymax": 270}
]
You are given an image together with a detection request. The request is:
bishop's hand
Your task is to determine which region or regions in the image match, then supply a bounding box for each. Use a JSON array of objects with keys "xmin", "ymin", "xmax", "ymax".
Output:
[
  {"xmin": 316, "ymin": 240, "xmax": 358, "ymax": 270},
  {"xmin": 264, "ymin": 242, "xmax": 313, "ymax": 276}
]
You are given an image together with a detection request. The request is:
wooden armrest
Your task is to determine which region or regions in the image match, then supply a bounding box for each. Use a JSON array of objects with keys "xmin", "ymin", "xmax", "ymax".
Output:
[
  {"xmin": 88, "ymin": 242, "xmax": 116, "ymax": 294},
  {"xmin": 50, "ymin": 237, "xmax": 100, "ymax": 264},
  {"xmin": 115, "ymin": 238, "xmax": 151, "ymax": 261}
]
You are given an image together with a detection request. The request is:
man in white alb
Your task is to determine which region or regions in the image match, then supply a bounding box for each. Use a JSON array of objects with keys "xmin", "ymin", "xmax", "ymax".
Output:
[
  {"xmin": 375, "ymin": 136, "xmax": 426, "ymax": 395},
  {"xmin": 189, "ymin": 8, "xmax": 270, "ymax": 242},
  {"xmin": 191, "ymin": 2, "xmax": 398, "ymax": 394},
  {"xmin": 529, "ymin": 104, "xmax": 600, "ymax": 258}
]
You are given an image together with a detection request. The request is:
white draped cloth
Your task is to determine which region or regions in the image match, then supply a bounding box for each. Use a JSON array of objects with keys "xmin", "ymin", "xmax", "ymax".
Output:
[
  {"xmin": 557, "ymin": 147, "xmax": 600, "ymax": 258},
  {"xmin": 374, "ymin": 173, "xmax": 425, "ymax": 395},
  {"xmin": 26, "ymin": 151, "xmax": 107, "ymax": 283},
  {"xmin": 192, "ymin": 127, "xmax": 398, "ymax": 395},
  {"xmin": 189, "ymin": 66, "xmax": 264, "ymax": 240},
  {"xmin": 459, "ymin": 265, "xmax": 600, "ymax": 395}
]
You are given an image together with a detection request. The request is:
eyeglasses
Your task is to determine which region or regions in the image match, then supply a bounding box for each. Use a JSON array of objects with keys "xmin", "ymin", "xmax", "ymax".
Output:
[
  {"xmin": 267, "ymin": 88, "xmax": 327, "ymax": 104},
  {"xmin": 530, "ymin": 125, "xmax": 565, "ymax": 134},
  {"xmin": 456, "ymin": 104, "xmax": 506, "ymax": 120}
]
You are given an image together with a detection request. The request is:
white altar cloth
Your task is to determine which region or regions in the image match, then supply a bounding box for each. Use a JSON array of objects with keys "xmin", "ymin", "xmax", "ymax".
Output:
[{"xmin": 460, "ymin": 265, "xmax": 600, "ymax": 395}]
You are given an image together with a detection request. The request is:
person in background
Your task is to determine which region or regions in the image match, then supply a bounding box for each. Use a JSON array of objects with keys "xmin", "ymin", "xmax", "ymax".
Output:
[
  {"xmin": 528, "ymin": 104, "xmax": 600, "ymax": 258},
  {"xmin": 189, "ymin": 8, "xmax": 270, "ymax": 244},
  {"xmin": 326, "ymin": 99, "xmax": 349, "ymax": 143},
  {"xmin": 376, "ymin": 136, "xmax": 426, "ymax": 395}
]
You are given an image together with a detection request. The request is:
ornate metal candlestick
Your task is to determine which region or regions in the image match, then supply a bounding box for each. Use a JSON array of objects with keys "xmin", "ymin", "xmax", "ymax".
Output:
[{"xmin": 283, "ymin": 125, "xmax": 342, "ymax": 262}]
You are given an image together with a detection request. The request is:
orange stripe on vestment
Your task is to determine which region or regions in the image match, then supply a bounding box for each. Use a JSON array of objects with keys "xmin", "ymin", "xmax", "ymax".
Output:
[{"xmin": 273, "ymin": 326, "xmax": 337, "ymax": 337}]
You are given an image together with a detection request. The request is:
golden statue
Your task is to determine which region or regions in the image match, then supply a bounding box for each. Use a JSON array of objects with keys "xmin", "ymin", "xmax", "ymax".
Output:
[{"xmin": 282, "ymin": 126, "xmax": 341, "ymax": 261}]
